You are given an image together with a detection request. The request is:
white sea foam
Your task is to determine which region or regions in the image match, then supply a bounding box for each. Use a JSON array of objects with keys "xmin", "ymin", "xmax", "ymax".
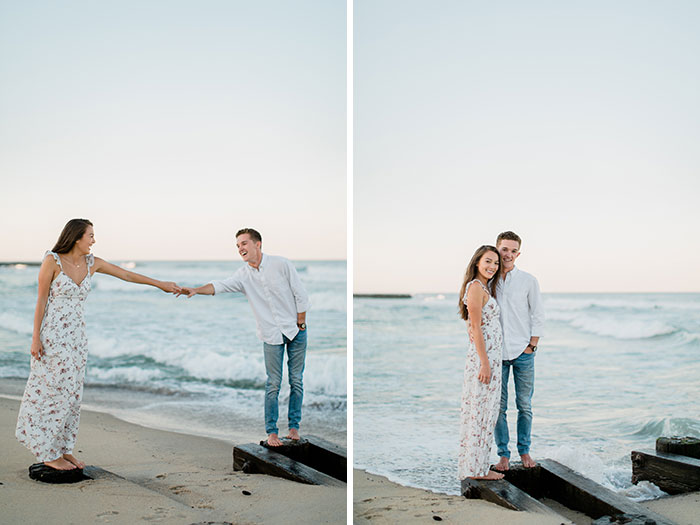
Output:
[
  {"xmin": 305, "ymin": 354, "xmax": 347, "ymax": 396},
  {"xmin": 87, "ymin": 366, "xmax": 165, "ymax": 383},
  {"xmin": 174, "ymin": 351, "xmax": 266, "ymax": 383},
  {"xmin": 0, "ymin": 312, "xmax": 32, "ymax": 335},
  {"xmin": 547, "ymin": 310, "xmax": 676, "ymax": 339},
  {"xmin": 548, "ymin": 445, "xmax": 608, "ymax": 484}
]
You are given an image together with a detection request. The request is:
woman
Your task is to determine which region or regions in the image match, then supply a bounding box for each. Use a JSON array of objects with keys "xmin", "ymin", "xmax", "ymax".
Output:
[
  {"xmin": 457, "ymin": 245, "xmax": 504, "ymax": 480},
  {"xmin": 15, "ymin": 218, "xmax": 180, "ymax": 471}
]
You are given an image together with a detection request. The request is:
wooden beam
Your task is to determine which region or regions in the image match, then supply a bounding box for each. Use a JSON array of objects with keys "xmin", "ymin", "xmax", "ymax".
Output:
[
  {"xmin": 539, "ymin": 459, "xmax": 675, "ymax": 525},
  {"xmin": 461, "ymin": 477, "xmax": 570, "ymax": 520},
  {"xmin": 631, "ymin": 450, "xmax": 700, "ymax": 495},
  {"xmin": 256, "ymin": 435, "xmax": 346, "ymax": 482},
  {"xmin": 233, "ymin": 443, "xmax": 345, "ymax": 487},
  {"xmin": 656, "ymin": 436, "xmax": 700, "ymax": 460}
]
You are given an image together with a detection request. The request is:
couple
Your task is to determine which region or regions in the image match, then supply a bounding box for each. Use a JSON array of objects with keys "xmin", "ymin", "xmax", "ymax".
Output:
[
  {"xmin": 458, "ymin": 231, "xmax": 545, "ymax": 481},
  {"xmin": 16, "ymin": 219, "xmax": 308, "ymax": 471}
]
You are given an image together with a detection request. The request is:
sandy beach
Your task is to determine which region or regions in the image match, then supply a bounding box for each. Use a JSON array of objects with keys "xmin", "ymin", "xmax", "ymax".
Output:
[
  {"xmin": 354, "ymin": 469, "xmax": 699, "ymax": 525},
  {"xmin": 0, "ymin": 396, "xmax": 346, "ymax": 524}
]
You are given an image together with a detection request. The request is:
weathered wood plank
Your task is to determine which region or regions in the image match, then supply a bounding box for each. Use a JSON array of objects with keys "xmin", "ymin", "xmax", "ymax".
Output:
[
  {"xmin": 302, "ymin": 435, "xmax": 347, "ymax": 482},
  {"xmin": 461, "ymin": 477, "xmax": 571, "ymax": 521},
  {"xmin": 501, "ymin": 463, "xmax": 544, "ymax": 498},
  {"xmin": 656, "ymin": 436, "xmax": 700, "ymax": 460},
  {"xmin": 232, "ymin": 443, "xmax": 345, "ymax": 487},
  {"xmin": 256, "ymin": 435, "xmax": 346, "ymax": 482},
  {"xmin": 631, "ymin": 450, "xmax": 700, "ymax": 495},
  {"xmin": 539, "ymin": 459, "xmax": 675, "ymax": 525}
]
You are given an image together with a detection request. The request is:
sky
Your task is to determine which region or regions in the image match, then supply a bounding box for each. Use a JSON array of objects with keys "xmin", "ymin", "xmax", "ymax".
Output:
[
  {"xmin": 354, "ymin": 0, "xmax": 700, "ymax": 293},
  {"xmin": 0, "ymin": 0, "xmax": 346, "ymax": 262}
]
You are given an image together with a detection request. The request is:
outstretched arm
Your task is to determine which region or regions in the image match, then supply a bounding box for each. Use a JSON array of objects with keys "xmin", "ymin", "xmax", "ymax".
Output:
[
  {"xmin": 93, "ymin": 257, "xmax": 181, "ymax": 294},
  {"xmin": 177, "ymin": 284, "xmax": 215, "ymax": 298}
]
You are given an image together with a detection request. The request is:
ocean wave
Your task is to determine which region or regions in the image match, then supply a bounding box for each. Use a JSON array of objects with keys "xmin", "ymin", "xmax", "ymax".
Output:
[
  {"xmin": 547, "ymin": 311, "xmax": 677, "ymax": 339},
  {"xmin": 545, "ymin": 295, "xmax": 700, "ymax": 315},
  {"xmin": 0, "ymin": 312, "xmax": 32, "ymax": 335},
  {"xmin": 631, "ymin": 417, "xmax": 700, "ymax": 438},
  {"xmin": 87, "ymin": 366, "xmax": 165, "ymax": 383},
  {"xmin": 87, "ymin": 343, "xmax": 347, "ymax": 397}
]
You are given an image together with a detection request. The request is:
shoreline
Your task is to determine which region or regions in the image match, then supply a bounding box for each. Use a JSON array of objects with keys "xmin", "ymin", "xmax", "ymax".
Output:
[
  {"xmin": 0, "ymin": 396, "xmax": 346, "ymax": 524},
  {"xmin": 0, "ymin": 377, "xmax": 346, "ymax": 448},
  {"xmin": 354, "ymin": 468, "xmax": 699, "ymax": 525}
]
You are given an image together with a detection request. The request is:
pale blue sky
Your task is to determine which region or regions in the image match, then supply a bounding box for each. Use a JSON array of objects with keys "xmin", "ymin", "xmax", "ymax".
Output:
[
  {"xmin": 0, "ymin": 0, "xmax": 346, "ymax": 261},
  {"xmin": 355, "ymin": 1, "xmax": 700, "ymax": 293}
]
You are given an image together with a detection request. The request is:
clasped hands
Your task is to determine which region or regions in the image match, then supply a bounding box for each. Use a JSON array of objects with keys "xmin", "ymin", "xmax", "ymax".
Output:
[{"xmin": 159, "ymin": 281, "xmax": 198, "ymax": 298}]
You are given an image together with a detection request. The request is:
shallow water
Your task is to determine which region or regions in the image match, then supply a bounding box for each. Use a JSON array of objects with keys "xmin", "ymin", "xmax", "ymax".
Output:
[
  {"xmin": 0, "ymin": 260, "xmax": 346, "ymax": 444},
  {"xmin": 354, "ymin": 292, "xmax": 700, "ymax": 499}
]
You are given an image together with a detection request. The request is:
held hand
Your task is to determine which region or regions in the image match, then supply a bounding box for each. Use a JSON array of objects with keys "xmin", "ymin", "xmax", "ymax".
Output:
[
  {"xmin": 160, "ymin": 281, "xmax": 182, "ymax": 294},
  {"xmin": 478, "ymin": 363, "xmax": 491, "ymax": 384},
  {"xmin": 176, "ymin": 287, "xmax": 197, "ymax": 298},
  {"xmin": 30, "ymin": 340, "xmax": 43, "ymax": 361}
]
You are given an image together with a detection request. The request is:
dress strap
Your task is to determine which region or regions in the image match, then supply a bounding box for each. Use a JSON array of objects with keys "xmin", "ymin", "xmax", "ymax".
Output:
[
  {"xmin": 45, "ymin": 251, "xmax": 62, "ymax": 269},
  {"xmin": 463, "ymin": 279, "xmax": 490, "ymax": 304},
  {"xmin": 85, "ymin": 254, "xmax": 95, "ymax": 275}
]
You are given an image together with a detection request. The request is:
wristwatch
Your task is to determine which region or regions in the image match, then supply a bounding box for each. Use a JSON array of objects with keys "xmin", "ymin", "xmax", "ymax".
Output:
[
  {"xmin": 527, "ymin": 344, "xmax": 537, "ymax": 352},
  {"xmin": 298, "ymin": 323, "xmax": 306, "ymax": 330}
]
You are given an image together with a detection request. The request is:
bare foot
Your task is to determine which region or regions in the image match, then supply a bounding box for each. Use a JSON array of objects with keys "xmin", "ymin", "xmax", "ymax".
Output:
[
  {"xmin": 493, "ymin": 456, "xmax": 510, "ymax": 471},
  {"xmin": 286, "ymin": 428, "xmax": 300, "ymax": 441},
  {"xmin": 44, "ymin": 457, "xmax": 77, "ymax": 470},
  {"xmin": 266, "ymin": 433, "xmax": 283, "ymax": 446},
  {"xmin": 521, "ymin": 454, "xmax": 537, "ymax": 468},
  {"xmin": 63, "ymin": 453, "xmax": 85, "ymax": 469},
  {"xmin": 470, "ymin": 471, "xmax": 505, "ymax": 480}
]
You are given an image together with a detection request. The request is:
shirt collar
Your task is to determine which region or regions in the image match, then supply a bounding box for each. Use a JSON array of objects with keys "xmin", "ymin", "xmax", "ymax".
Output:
[
  {"xmin": 246, "ymin": 253, "xmax": 266, "ymax": 272},
  {"xmin": 503, "ymin": 265, "xmax": 519, "ymax": 280}
]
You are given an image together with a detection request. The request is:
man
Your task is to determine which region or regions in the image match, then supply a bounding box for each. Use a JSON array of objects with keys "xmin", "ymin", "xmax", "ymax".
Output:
[
  {"xmin": 179, "ymin": 228, "xmax": 310, "ymax": 447},
  {"xmin": 493, "ymin": 231, "xmax": 545, "ymax": 471}
]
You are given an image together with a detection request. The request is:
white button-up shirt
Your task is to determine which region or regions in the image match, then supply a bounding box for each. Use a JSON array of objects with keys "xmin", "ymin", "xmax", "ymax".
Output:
[
  {"xmin": 495, "ymin": 266, "xmax": 545, "ymax": 361},
  {"xmin": 209, "ymin": 254, "xmax": 311, "ymax": 345}
]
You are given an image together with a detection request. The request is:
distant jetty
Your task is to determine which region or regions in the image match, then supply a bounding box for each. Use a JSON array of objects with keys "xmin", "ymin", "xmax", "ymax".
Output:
[
  {"xmin": 353, "ymin": 294, "xmax": 412, "ymax": 299},
  {"xmin": 0, "ymin": 262, "xmax": 40, "ymax": 267}
]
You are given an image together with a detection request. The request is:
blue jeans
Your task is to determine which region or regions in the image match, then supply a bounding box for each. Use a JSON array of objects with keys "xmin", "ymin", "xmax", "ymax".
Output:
[
  {"xmin": 263, "ymin": 329, "xmax": 307, "ymax": 435},
  {"xmin": 495, "ymin": 351, "xmax": 535, "ymax": 459}
]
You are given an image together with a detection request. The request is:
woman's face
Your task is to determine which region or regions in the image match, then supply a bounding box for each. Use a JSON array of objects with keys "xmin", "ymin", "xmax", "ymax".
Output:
[
  {"xmin": 477, "ymin": 250, "xmax": 499, "ymax": 281},
  {"xmin": 75, "ymin": 226, "xmax": 95, "ymax": 254}
]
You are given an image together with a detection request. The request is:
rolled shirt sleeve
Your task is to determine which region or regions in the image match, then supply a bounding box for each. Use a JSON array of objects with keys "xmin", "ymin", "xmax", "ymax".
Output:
[
  {"xmin": 529, "ymin": 277, "xmax": 545, "ymax": 338},
  {"xmin": 286, "ymin": 259, "xmax": 311, "ymax": 313}
]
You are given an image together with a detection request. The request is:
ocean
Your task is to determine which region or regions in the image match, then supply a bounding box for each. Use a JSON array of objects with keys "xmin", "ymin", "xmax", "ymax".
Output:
[
  {"xmin": 0, "ymin": 260, "xmax": 346, "ymax": 445},
  {"xmin": 354, "ymin": 292, "xmax": 700, "ymax": 500}
]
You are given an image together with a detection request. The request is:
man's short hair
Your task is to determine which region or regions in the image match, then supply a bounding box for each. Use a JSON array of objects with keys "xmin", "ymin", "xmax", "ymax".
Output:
[
  {"xmin": 496, "ymin": 231, "xmax": 521, "ymax": 249},
  {"xmin": 236, "ymin": 228, "xmax": 262, "ymax": 244}
]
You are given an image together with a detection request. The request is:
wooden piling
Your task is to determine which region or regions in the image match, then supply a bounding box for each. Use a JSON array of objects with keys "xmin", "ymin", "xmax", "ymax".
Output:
[{"xmin": 631, "ymin": 450, "xmax": 700, "ymax": 495}]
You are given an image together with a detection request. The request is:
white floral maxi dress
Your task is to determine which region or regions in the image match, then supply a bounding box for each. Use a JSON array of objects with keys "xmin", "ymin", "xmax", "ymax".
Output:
[
  {"xmin": 16, "ymin": 251, "xmax": 94, "ymax": 462},
  {"xmin": 458, "ymin": 279, "xmax": 503, "ymax": 478}
]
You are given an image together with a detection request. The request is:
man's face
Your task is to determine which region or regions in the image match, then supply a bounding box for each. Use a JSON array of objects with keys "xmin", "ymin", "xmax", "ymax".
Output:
[
  {"xmin": 497, "ymin": 239, "xmax": 520, "ymax": 271},
  {"xmin": 236, "ymin": 233, "xmax": 262, "ymax": 264}
]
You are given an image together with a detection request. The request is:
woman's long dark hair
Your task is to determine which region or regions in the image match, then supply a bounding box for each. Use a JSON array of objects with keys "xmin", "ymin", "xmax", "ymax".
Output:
[
  {"xmin": 52, "ymin": 219, "xmax": 93, "ymax": 254},
  {"xmin": 458, "ymin": 245, "xmax": 501, "ymax": 321}
]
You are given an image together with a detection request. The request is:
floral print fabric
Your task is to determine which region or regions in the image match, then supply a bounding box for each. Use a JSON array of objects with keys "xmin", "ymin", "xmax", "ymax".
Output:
[
  {"xmin": 16, "ymin": 251, "xmax": 93, "ymax": 462},
  {"xmin": 458, "ymin": 279, "xmax": 503, "ymax": 478}
]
